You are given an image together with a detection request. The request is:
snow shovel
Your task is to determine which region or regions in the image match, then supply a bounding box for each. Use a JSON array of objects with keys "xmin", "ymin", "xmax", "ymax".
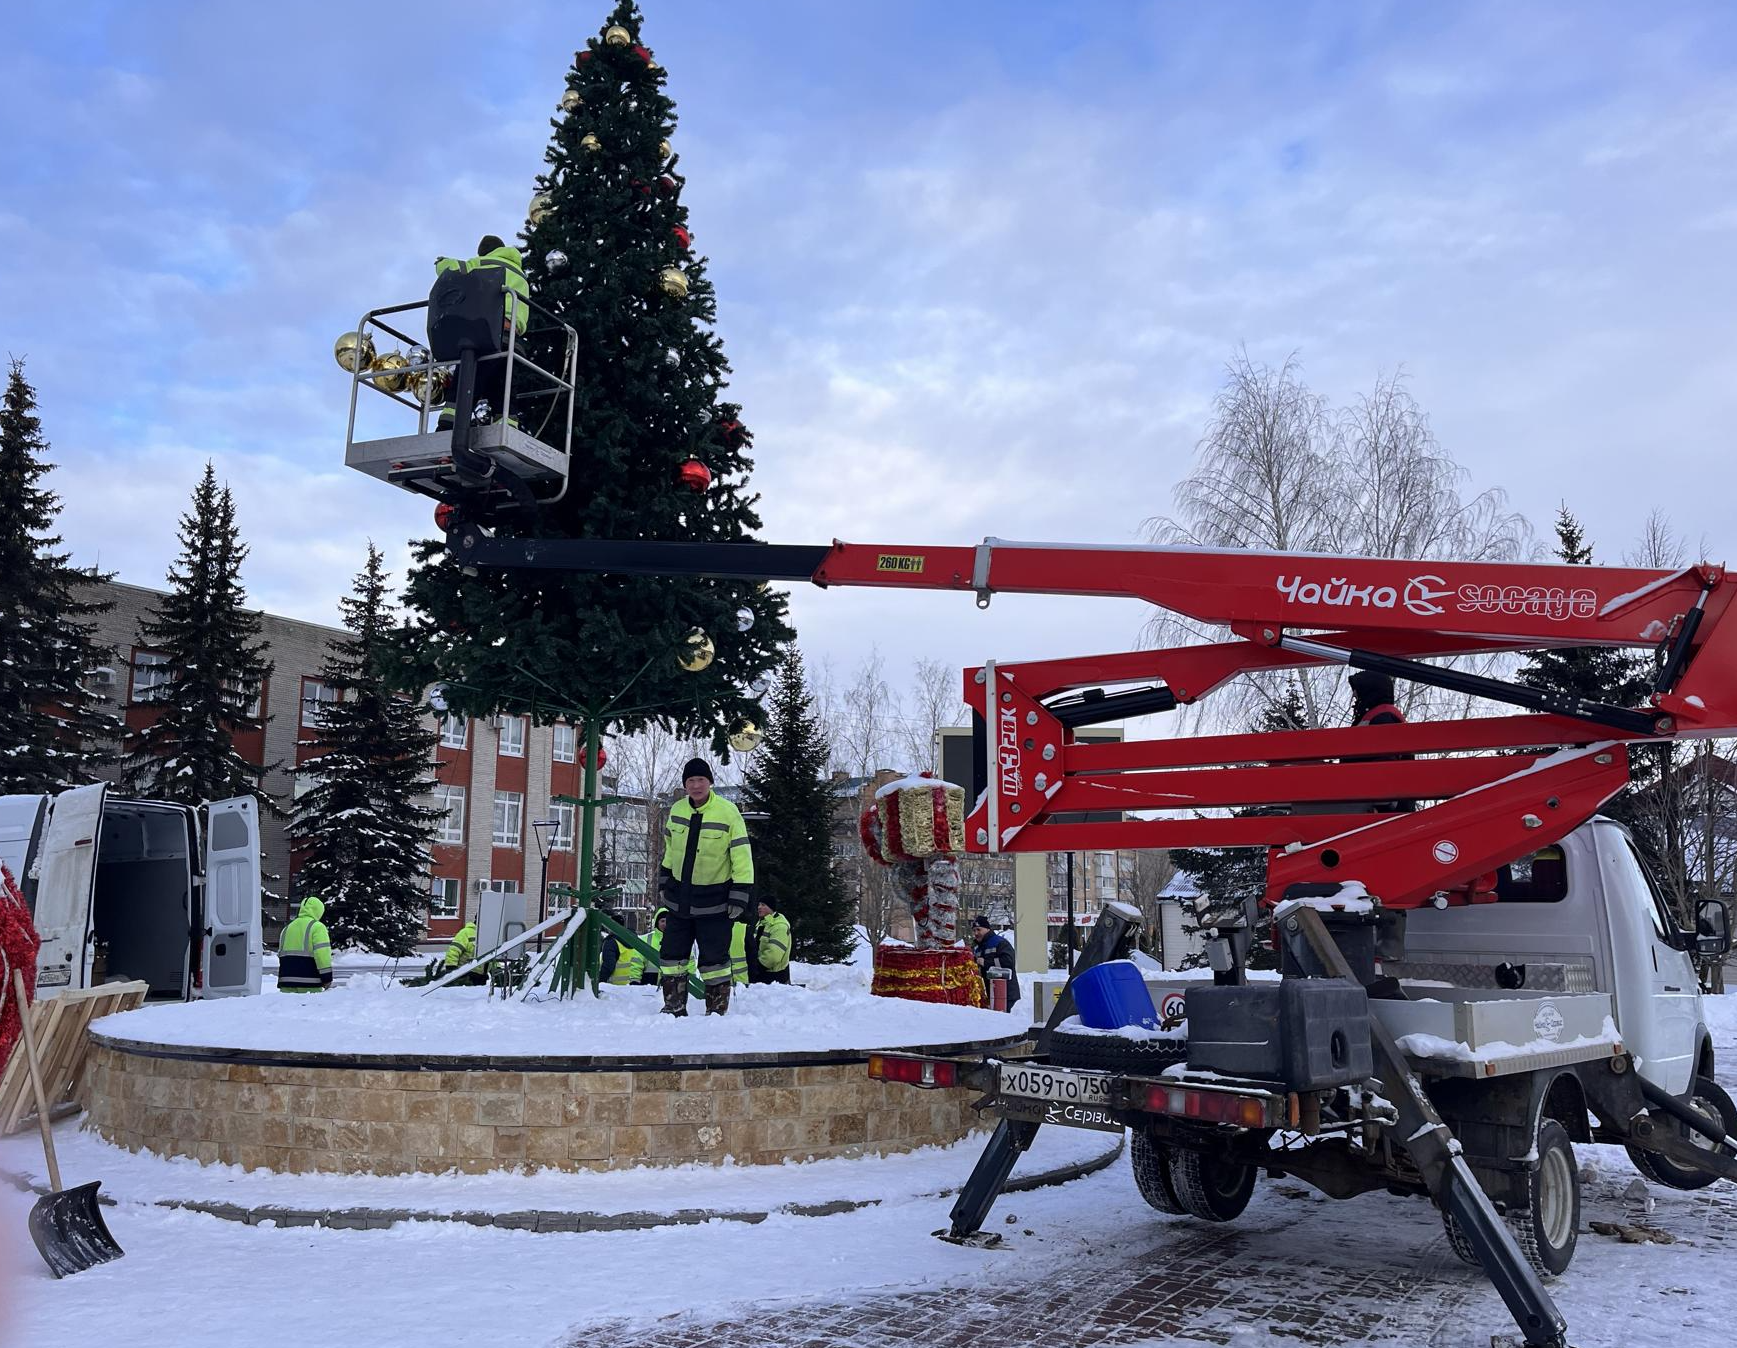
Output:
[{"xmin": 9, "ymin": 969, "xmax": 124, "ymax": 1277}]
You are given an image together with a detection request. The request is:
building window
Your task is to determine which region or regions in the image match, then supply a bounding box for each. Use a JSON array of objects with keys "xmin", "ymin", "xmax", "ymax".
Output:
[
  {"xmin": 551, "ymin": 800, "xmax": 575, "ymax": 852},
  {"xmin": 496, "ymin": 715, "xmax": 525, "ymax": 758},
  {"xmin": 439, "ymin": 714, "xmax": 468, "ymax": 749},
  {"xmin": 493, "ymin": 791, "xmax": 524, "ymax": 848},
  {"xmin": 429, "ymin": 877, "xmax": 461, "ymax": 919},
  {"xmin": 486, "ymin": 879, "xmax": 523, "ymax": 895},
  {"xmin": 130, "ymin": 650, "xmax": 172, "ymax": 704},
  {"xmin": 552, "ymin": 724, "xmax": 576, "ymax": 763},
  {"xmin": 433, "ymin": 784, "xmax": 466, "ymax": 845},
  {"xmin": 301, "ymin": 679, "xmax": 340, "ymax": 729}
]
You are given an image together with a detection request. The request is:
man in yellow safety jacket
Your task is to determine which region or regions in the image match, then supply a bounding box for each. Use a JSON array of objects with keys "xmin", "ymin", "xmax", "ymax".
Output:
[
  {"xmin": 278, "ymin": 896, "xmax": 333, "ymax": 992},
  {"xmin": 442, "ymin": 920, "xmax": 487, "ymax": 984},
  {"xmin": 657, "ymin": 759, "xmax": 754, "ymax": 1017},
  {"xmin": 752, "ymin": 899, "xmax": 792, "ymax": 985},
  {"xmin": 432, "ymin": 234, "xmax": 530, "ymax": 429},
  {"xmin": 603, "ymin": 912, "xmax": 645, "ymax": 986}
]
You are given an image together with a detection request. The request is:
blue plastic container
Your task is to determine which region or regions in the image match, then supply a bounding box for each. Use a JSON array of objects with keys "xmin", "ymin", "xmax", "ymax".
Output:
[{"xmin": 1070, "ymin": 960, "xmax": 1159, "ymax": 1031}]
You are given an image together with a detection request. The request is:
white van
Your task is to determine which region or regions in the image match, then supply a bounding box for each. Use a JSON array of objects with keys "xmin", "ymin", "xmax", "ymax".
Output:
[{"xmin": 0, "ymin": 782, "xmax": 262, "ymax": 1000}]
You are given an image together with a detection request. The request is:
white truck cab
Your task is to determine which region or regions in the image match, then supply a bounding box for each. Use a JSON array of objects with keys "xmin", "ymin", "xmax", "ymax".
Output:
[
  {"xmin": 0, "ymin": 782, "xmax": 262, "ymax": 1000},
  {"xmin": 1399, "ymin": 817, "xmax": 1716, "ymax": 1097}
]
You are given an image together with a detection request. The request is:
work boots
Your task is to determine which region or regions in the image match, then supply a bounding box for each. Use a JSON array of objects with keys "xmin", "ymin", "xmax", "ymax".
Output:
[
  {"xmin": 659, "ymin": 976, "xmax": 688, "ymax": 1017},
  {"xmin": 704, "ymin": 980, "xmax": 731, "ymax": 1017}
]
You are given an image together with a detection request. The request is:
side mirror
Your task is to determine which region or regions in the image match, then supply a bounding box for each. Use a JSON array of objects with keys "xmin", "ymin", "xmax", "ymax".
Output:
[{"xmin": 1694, "ymin": 898, "xmax": 1732, "ymax": 959}]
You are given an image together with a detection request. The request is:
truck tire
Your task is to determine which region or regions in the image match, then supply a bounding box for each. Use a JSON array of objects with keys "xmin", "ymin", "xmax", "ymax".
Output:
[
  {"xmin": 1166, "ymin": 1146, "xmax": 1256, "ymax": 1222},
  {"xmin": 1625, "ymin": 1075, "xmax": 1737, "ymax": 1192},
  {"xmin": 1442, "ymin": 1119, "xmax": 1580, "ymax": 1278},
  {"xmin": 1130, "ymin": 1128, "xmax": 1187, "ymax": 1215},
  {"xmin": 1047, "ymin": 1029, "xmax": 1187, "ymax": 1075}
]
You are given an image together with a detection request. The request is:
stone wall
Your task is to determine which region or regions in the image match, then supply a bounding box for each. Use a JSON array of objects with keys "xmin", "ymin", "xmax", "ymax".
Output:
[{"xmin": 84, "ymin": 1042, "xmax": 991, "ymax": 1175}]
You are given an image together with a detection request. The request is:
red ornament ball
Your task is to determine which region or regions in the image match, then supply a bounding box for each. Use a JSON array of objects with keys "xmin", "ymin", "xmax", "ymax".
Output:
[
  {"xmin": 434, "ymin": 502, "xmax": 458, "ymax": 532},
  {"xmin": 673, "ymin": 225, "xmax": 692, "ymax": 249},
  {"xmin": 658, "ymin": 174, "xmax": 678, "ymax": 196},
  {"xmin": 677, "ymin": 457, "xmax": 712, "ymax": 493},
  {"xmin": 577, "ymin": 742, "xmax": 607, "ymax": 770},
  {"xmin": 577, "ymin": 50, "xmax": 592, "ymax": 62},
  {"xmin": 717, "ymin": 418, "xmax": 747, "ymax": 450},
  {"xmin": 633, "ymin": 44, "xmax": 652, "ymax": 64}
]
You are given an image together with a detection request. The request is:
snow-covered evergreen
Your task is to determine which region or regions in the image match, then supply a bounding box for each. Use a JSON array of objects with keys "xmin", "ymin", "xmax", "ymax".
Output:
[
  {"xmin": 0, "ymin": 358, "xmax": 118, "ymax": 793},
  {"xmin": 288, "ymin": 545, "xmax": 441, "ymax": 956},
  {"xmin": 120, "ymin": 463, "xmax": 274, "ymax": 806}
]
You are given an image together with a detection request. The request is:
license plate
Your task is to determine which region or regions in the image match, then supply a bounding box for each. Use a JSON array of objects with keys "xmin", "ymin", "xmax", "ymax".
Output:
[
  {"xmin": 1001, "ymin": 1096, "xmax": 1124, "ymax": 1132},
  {"xmin": 999, "ymin": 1062, "xmax": 1113, "ymax": 1105}
]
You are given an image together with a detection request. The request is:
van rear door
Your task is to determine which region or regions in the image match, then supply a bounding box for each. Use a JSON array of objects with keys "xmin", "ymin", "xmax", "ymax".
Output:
[
  {"xmin": 32, "ymin": 783, "xmax": 108, "ymax": 994},
  {"xmin": 200, "ymin": 795, "xmax": 262, "ymax": 997},
  {"xmin": 0, "ymin": 794, "xmax": 49, "ymax": 909}
]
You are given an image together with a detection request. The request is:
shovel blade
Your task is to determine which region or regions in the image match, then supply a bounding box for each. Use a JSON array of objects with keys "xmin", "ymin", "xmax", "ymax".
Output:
[{"xmin": 28, "ymin": 1181, "xmax": 124, "ymax": 1278}]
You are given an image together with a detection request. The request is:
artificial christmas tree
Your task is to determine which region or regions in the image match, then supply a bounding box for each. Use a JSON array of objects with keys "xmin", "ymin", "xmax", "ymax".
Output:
[
  {"xmin": 741, "ymin": 649, "xmax": 855, "ymax": 963},
  {"xmin": 392, "ymin": 0, "xmax": 789, "ymax": 749},
  {"xmin": 289, "ymin": 546, "xmax": 442, "ymax": 956},
  {"xmin": 0, "ymin": 358, "xmax": 116, "ymax": 793},
  {"xmin": 120, "ymin": 464, "xmax": 274, "ymax": 808},
  {"xmin": 1517, "ymin": 506, "xmax": 1651, "ymax": 713}
]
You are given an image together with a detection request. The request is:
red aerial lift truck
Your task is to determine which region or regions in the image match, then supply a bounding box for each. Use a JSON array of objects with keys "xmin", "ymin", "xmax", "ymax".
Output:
[{"xmin": 344, "ymin": 335, "xmax": 1736, "ymax": 1348}]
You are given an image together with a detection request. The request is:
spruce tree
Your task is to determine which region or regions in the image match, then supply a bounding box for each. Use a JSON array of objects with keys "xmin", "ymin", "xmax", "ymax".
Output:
[
  {"xmin": 289, "ymin": 545, "xmax": 441, "ymax": 955},
  {"xmin": 121, "ymin": 464, "xmax": 274, "ymax": 806},
  {"xmin": 1517, "ymin": 506, "xmax": 1651, "ymax": 712},
  {"xmin": 0, "ymin": 358, "xmax": 117, "ymax": 792},
  {"xmin": 741, "ymin": 648, "xmax": 854, "ymax": 962},
  {"xmin": 392, "ymin": 0, "xmax": 789, "ymax": 749}
]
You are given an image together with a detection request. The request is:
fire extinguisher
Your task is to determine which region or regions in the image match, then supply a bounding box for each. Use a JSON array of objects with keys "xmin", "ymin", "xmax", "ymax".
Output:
[{"xmin": 987, "ymin": 967, "xmax": 1011, "ymax": 1013}]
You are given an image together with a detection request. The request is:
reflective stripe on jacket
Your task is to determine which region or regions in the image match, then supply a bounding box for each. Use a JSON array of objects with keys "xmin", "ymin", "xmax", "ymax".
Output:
[
  {"xmin": 755, "ymin": 912, "xmax": 792, "ymax": 973},
  {"xmin": 278, "ymin": 896, "xmax": 333, "ymax": 991},
  {"xmin": 658, "ymin": 792, "xmax": 754, "ymax": 916}
]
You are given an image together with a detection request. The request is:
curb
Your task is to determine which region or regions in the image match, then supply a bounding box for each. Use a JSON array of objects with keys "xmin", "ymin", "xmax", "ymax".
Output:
[{"xmin": 1, "ymin": 1134, "xmax": 1123, "ymax": 1234}]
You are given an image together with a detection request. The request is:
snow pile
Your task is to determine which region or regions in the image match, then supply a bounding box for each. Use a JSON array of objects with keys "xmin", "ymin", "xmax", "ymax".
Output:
[
  {"xmin": 1272, "ymin": 881, "xmax": 1374, "ymax": 919},
  {"xmin": 1054, "ymin": 1014, "xmax": 1183, "ymax": 1044},
  {"xmin": 92, "ymin": 974, "xmax": 1024, "ymax": 1057},
  {"xmin": 1395, "ymin": 1015, "xmax": 1622, "ymax": 1065}
]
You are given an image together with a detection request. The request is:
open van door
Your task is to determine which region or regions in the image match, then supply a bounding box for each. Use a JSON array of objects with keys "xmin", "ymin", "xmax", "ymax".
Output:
[
  {"xmin": 201, "ymin": 796, "xmax": 262, "ymax": 997},
  {"xmin": 32, "ymin": 783, "xmax": 108, "ymax": 995}
]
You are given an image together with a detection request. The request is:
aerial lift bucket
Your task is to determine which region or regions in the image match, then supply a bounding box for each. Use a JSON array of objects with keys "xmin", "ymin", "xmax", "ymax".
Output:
[{"xmin": 10, "ymin": 970, "xmax": 124, "ymax": 1277}]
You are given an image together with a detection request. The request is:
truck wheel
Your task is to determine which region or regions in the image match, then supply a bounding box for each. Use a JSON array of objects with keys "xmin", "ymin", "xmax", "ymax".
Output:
[
  {"xmin": 1166, "ymin": 1147, "xmax": 1255, "ymax": 1222},
  {"xmin": 1047, "ymin": 1029, "xmax": 1187, "ymax": 1075},
  {"xmin": 1625, "ymin": 1075, "xmax": 1737, "ymax": 1192},
  {"xmin": 1509, "ymin": 1119, "xmax": 1580, "ymax": 1277},
  {"xmin": 1441, "ymin": 1121, "xmax": 1579, "ymax": 1278},
  {"xmin": 1130, "ymin": 1129, "xmax": 1186, "ymax": 1215}
]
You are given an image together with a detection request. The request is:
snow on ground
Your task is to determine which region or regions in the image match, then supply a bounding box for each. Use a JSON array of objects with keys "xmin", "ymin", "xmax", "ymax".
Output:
[
  {"xmin": 0, "ymin": 1116, "xmax": 1114, "ymax": 1216},
  {"xmin": 92, "ymin": 960, "xmax": 1024, "ymax": 1057}
]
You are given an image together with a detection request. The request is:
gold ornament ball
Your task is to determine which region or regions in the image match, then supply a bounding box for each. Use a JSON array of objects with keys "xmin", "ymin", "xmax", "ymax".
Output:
[
  {"xmin": 604, "ymin": 24, "xmax": 631, "ymax": 45},
  {"xmin": 407, "ymin": 350, "xmax": 448, "ymax": 403},
  {"xmin": 677, "ymin": 628, "xmax": 715, "ymax": 673},
  {"xmin": 658, "ymin": 266, "xmax": 689, "ymax": 299},
  {"xmin": 729, "ymin": 722, "xmax": 763, "ymax": 754},
  {"xmin": 528, "ymin": 191, "xmax": 554, "ymax": 225},
  {"xmin": 659, "ymin": 139, "xmax": 672, "ymax": 159},
  {"xmin": 579, "ymin": 133, "xmax": 602, "ymax": 153},
  {"xmin": 560, "ymin": 89, "xmax": 582, "ymax": 112},
  {"xmin": 333, "ymin": 330, "xmax": 376, "ymax": 373},
  {"xmin": 370, "ymin": 350, "xmax": 410, "ymax": 394}
]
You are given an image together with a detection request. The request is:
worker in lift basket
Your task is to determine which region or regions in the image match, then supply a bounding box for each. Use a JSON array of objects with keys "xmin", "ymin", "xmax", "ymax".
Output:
[
  {"xmin": 657, "ymin": 759, "xmax": 755, "ymax": 1017},
  {"xmin": 970, "ymin": 915, "xmax": 1020, "ymax": 1010},
  {"xmin": 432, "ymin": 233, "xmax": 530, "ymax": 430},
  {"xmin": 277, "ymin": 896, "xmax": 333, "ymax": 992}
]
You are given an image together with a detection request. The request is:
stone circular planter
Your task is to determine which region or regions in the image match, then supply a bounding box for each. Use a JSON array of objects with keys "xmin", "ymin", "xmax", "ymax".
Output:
[{"xmin": 83, "ymin": 1029, "xmax": 1028, "ymax": 1175}]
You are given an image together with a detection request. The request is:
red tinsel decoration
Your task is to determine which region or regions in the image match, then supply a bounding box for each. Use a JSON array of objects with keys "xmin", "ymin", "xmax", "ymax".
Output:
[{"xmin": 0, "ymin": 863, "xmax": 42, "ymax": 1076}]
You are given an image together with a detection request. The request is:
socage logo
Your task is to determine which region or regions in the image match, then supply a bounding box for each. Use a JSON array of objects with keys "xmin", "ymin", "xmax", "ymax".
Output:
[
  {"xmin": 1275, "ymin": 573, "xmax": 1450, "ymax": 615},
  {"xmin": 998, "ymin": 705, "xmax": 1022, "ymax": 800},
  {"xmin": 1276, "ymin": 573, "xmax": 1593, "ymax": 623}
]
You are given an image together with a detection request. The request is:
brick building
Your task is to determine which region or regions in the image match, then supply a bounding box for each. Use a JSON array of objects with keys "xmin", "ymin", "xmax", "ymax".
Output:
[{"xmin": 79, "ymin": 579, "xmax": 625, "ymax": 944}]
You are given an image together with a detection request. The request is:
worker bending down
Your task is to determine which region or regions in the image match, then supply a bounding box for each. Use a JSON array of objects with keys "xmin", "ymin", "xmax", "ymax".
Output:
[{"xmin": 657, "ymin": 759, "xmax": 754, "ymax": 1016}]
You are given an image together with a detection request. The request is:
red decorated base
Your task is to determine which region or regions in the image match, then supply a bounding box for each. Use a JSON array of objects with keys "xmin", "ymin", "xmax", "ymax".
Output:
[{"xmin": 870, "ymin": 944, "xmax": 984, "ymax": 1008}]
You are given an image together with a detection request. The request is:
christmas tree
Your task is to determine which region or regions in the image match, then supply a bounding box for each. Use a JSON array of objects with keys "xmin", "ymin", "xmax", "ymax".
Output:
[
  {"xmin": 392, "ymin": 0, "xmax": 789, "ymax": 750},
  {"xmin": 1517, "ymin": 506, "xmax": 1651, "ymax": 711},
  {"xmin": 289, "ymin": 545, "xmax": 442, "ymax": 956},
  {"xmin": 120, "ymin": 464, "xmax": 274, "ymax": 807},
  {"xmin": 741, "ymin": 648, "xmax": 855, "ymax": 963},
  {"xmin": 0, "ymin": 358, "xmax": 117, "ymax": 793}
]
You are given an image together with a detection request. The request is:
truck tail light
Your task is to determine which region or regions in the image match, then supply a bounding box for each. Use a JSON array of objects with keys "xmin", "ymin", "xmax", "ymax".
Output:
[
  {"xmin": 868, "ymin": 1055, "xmax": 957, "ymax": 1089},
  {"xmin": 1139, "ymin": 1081, "xmax": 1269, "ymax": 1128}
]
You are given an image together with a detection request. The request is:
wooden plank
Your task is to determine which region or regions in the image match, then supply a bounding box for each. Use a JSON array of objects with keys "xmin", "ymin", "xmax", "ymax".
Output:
[{"xmin": 0, "ymin": 981, "xmax": 151, "ymax": 1134}]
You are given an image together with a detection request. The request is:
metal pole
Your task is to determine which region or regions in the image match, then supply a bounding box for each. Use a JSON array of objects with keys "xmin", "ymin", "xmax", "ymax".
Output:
[
  {"xmin": 1065, "ymin": 851, "xmax": 1077, "ymax": 974},
  {"xmin": 573, "ymin": 718, "xmax": 603, "ymax": 996}
]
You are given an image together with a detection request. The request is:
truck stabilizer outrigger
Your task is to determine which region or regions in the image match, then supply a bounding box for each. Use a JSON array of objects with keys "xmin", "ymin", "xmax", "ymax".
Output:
[{"xmin": 435, "ymin": 527, "xmax": 1737, "ymax": 1348}]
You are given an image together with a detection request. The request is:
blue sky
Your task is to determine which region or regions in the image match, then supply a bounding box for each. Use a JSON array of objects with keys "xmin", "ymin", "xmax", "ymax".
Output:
[{"xmin": 6, "ymin": 1, "xmax": 1737, "ymax": 693}]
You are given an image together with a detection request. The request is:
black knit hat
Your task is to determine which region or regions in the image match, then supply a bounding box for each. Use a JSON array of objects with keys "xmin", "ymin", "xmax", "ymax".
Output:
[
  {"xmin": 477, "ymin": 233, "xmax": 505, "ymax": 255},
  {"xmin": 682, "ymin": 757, "xmax": 714, "ymax": 783},
  {"xmin": 1348, "ymin": 669, "xmax": 1395, "ymax": 705},
  {"xmin": 971, "ymin": 914, "xmax": 992, "ymax": 930}
]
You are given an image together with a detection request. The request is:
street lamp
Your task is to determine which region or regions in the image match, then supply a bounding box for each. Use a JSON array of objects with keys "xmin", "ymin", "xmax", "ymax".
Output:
[{"xmin": 531, "ymin": 818, "xmax": 560, "ymax": 932}]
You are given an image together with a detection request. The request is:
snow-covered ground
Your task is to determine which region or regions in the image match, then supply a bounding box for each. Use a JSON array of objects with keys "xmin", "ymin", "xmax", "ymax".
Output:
[
  {"xmin": 2, "ymin": 995, "xmax": 1731, "ymax": 1348},
  {"xmin": 92, "ymin": 959, "xmax": 1024, "ymax": 1057}
]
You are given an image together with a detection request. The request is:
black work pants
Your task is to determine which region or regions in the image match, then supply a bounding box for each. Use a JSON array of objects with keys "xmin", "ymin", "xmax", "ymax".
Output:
[
  {"xmin": 659, "ymin": 909, "xmax": 733, "ymax": 985},
  {"xmin": 750, "ymin": 966, "xmax": 790, "ymax": 985}
]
